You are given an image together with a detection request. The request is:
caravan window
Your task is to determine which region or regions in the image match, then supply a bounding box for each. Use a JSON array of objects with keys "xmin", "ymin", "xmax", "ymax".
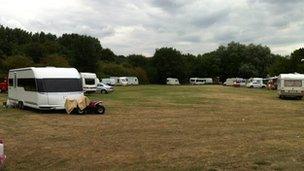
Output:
[
  {"xmin": 284, "ymin": 80, "xmax": 302, "ymax": 87},
  {"xmin": 18, "ymin": 78, "xmax": 37, "ymax": 91},
  {"xmin": 8, "ymin": 79, "xmax": 13, "ymax": 86},
  {"xmin": 85, "ymin": 78, "xmax": 95, "ymax": 85},
  {"xmin": 37, "ymin": 78, "xmax": 82, "ymax": 92}
]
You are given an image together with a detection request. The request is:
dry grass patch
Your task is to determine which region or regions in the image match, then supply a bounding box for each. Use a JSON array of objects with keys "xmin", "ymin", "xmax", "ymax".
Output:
[{"xmin": 0, "ymin": 85, "xmax": 304, "ymax": 170}]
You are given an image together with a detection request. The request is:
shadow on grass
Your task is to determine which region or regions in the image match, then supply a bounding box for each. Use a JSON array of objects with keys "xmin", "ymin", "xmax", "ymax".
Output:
[{"xmin": 5, "ymin": 106, "xmax": 106, "ymax": 116}]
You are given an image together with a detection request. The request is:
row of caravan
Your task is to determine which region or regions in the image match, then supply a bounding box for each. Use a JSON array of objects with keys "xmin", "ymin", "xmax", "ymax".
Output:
[
  {"xmin": 167, "ymin": 77, "xmax": 213, "ymax": 85},
  {"xmin": 81, "ymin": 74, "xmax": 139, "ymax": 92},
  {"xmin": 224, "ymin": 73, "xmax": 304, "ymax": 99},
  {"xmin": 102, "ymin": 77, "xmax": 139, "ymax": 86},
  {"xmin": 7, "ymin": 67, "xmax": 138, "ymax": 110}
]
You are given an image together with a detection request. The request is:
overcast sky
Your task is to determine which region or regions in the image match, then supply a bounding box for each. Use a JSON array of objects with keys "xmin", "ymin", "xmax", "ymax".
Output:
[{"xmin": 0, "ymin": 0, "xmax": 303, "ymax": 56}]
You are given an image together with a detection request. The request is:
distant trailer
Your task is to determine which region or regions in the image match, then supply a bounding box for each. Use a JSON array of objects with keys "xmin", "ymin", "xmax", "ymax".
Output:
[
  {"xmin": 8, "ymin": 67, "xmax": 83, "ymax": 110},
  {"xmin": 223, "ymin": 78, "xmax": 243, "ymax": 86},
  {"xmin": 190, "ymin": 78, "xmax": 205, "ymax": 85},
  {"xmin": 202, "ymin": 78, "xmax": 213, "ymax": 84},
  {"xmin": 101, "ymin": 78, "xmax": 115, "ymax": 86},
  {"xmin": 278, "ymin": 73, "xmax": 304, "ymax": 99},
  {"xmin": 110, "ymin": 77, "xmax": 128, "ymax": 86},
  {"xmin": 80, "ymin": 72, "xmax": 99, "ymax": 92},
  {"xmin": 126, "ymin": 77, "xmax": 139, "ymax": 85},
  {"xmin": 167, "ymin": 78, "xmax": 180, "ymax": 85}
]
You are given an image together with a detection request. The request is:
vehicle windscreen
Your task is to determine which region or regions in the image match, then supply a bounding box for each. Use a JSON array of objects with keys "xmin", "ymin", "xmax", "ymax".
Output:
[
  {"xmin": 284, "ymin": 80, "xmax": 302, "ymax": 87},
  {"xmin": 37, "ymin": 78, "xmax": 82, "ymax": 92},
  {"xmin": 85, "ymin": 78, "xmax": 95, "ymax": 85}
]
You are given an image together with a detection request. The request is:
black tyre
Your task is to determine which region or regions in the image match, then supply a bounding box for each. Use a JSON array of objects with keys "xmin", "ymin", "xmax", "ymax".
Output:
[
  {"xmin": 77, "ymin": 108, "xmax": 85, "ymax": 114},
  {"xmin": 95, "ymin": 105, "xmax": 105, "ymax": 114},
  {"xmin": 101, "ymin": 90, "xmax": 108, "ymax": 94},
  {"xmin": 250, "ymin": 86, "xmax": 253, "ymax": 88},
  {"xmin": 18, "ymin": 101, "xmax": 24, "ymax": 109},
  {"xmin": 297, "ymin": 96, "xmax": 303, "ymax": 100}
]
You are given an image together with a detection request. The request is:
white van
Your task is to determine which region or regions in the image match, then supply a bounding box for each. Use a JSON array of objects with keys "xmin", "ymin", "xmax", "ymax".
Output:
[
  {"xmin": 126, "ymin": 77, "xmax": 139, "ymax": 85},
  {"xmin": 102, "ymin": 78, "xmax": 115, "ymax": 86},
  {"xmin": 80, "ymin": 72, "xmax": 99, "ymax": 92},
  {"xmin": 167, "ymin": 78, "xmax": 180, "ymax": 85},
  {"xmin": 8, "ymin": 67, "xmax": 83, "ymax": 110},
  {"xmin": 246, "ymin": 78, "xmax": 266, "ymax": 88},
  {"xmin": 278, "ymin": 73, "xmax": 304, "ymax": 99},
  {"xmin": 190, "ymin": 78, "xmax": 205, "ymax": 85},
  {"xmin": 110, "ymin": 77, "xmax": 128, "ymax": 86}
]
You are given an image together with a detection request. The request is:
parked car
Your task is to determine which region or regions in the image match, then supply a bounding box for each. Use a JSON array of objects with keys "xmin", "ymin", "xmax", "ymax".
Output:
[
  {"xmin": 246, "ymin": 78, "xmax": 266, "ymax": 88},
  {"xmin": 97, "ymin": 82, "xmax": 114, "ymax": 94}
]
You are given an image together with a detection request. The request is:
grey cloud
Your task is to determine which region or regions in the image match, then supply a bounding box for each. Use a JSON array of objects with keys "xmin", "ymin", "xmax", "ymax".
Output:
[
  {"xmin": 0, "ymin": 0, "xmax": 303, "ymax": 56},
  {"xmin": 192, "ymin": 9, "xmax": 230, "ymax": 28}
]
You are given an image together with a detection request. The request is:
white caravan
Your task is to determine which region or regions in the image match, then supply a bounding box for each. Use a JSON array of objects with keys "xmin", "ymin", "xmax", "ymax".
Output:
[
  {"xmin": 246, "ymin": 78, "xmax": 266, "ymax": 88},
  {"xmin": 80, "ymin": 72, "xmax": 99, "ymax": 92},
  {"xmin": 224, "ymin": 78, "xmax": 237, "ymax": 86},
  {"xmin": 278, "ymin": 73, "xmax": 304, "ymax": 99},
  {"xmin": 101, "ymin": 78, "xmax": 115, "ymax": 86},
  {"xmin": 110, "ymin": 77, "xmax": 128, "ymax": 86},
  {"xmin": 166, "ymin": 78, "xmax": 180, "ymax": 85},
  {"xmin": 126, "ymin": 77, "xmax": 139, "ymax": 85},
  {"xmin": 8, "ymin": 67, "xmax": 83, "ymax": 110},
  {"xmin": 190, "ymin": 78, "xmax": 205, "ymax": 85},
  {"xmin": 202, "ymin": 78, "xmax": 213, "ymax": 84}
]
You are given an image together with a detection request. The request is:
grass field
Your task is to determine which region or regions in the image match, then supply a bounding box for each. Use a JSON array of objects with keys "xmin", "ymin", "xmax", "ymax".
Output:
[{"xmin": 1, "ymin": 85, "xmax": 304, "ymax": 170}]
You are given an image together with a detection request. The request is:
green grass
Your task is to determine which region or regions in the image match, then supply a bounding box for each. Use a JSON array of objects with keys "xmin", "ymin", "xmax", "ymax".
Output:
[{"xmin": 1, "ymin": 85, "xmax": 304, "ymax": 170}]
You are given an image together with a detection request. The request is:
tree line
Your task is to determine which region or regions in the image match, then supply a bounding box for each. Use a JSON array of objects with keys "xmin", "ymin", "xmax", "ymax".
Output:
[{"xmin": 0, "ymin": 25, "xmax": 303, "ymax": 84}]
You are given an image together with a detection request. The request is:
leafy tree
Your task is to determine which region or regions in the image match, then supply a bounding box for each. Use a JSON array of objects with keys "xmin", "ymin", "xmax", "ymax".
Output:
[
  {"xmin": 152, "ymin": 47, "xmax": 186, "ymax": 83},
  {"xmin": 59, "ymin": 34, "xmax": 101, "ymax": 72},
  {"xmin": 40, "ymin": 55, "xmax": 70, "ymax": 67},
  {"xmin": 3, "ymin": 55, "xmax": 34, "ymax": 70},
  {"xmin": 267, "ymin": 55, "xmax": 291, "ymax": 76},
  {"xmin": 289, "ymin": 48, "xmax": 304, "ymax": 73}
]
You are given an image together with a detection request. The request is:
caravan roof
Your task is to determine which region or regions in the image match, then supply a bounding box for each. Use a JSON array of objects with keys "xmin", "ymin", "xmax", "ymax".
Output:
[
  {"xmin": 279, "ymin": 73, "xmax": 304, "ymax": 80},
  {"xmin": 9, "ymin": 67, "xmax": 80, "ymax": 79},
  {"xmin": 80, "ymin": 72, "xmax": 97, "ymax": 78}
]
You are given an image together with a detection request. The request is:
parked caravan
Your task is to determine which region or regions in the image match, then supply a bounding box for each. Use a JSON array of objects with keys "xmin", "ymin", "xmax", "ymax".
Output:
[
  {"xmin": 246, "ymin": 78, "xmax": 266, "ymax": 88},
  {"xmin": 202, "ymin": 78, "xmax": 213, "ymax": 84},
  {"xmin": 8, "ymin": 67, "xmax": 83, "ymax": 110},
  {"xmin": 278, "ymin": 73, "xmax": 304, "ymax": 99},
  {"xmin": 126, "ymin": 77, "xmax": 139, "ymax": 85},
  {"xmin": 233, "ymin": 78, "xmax": 247, "ymax": 87},
  {"xmin": 101, "ymin": 78, "xmax": 115, "ymax": 86},
  {"xmin": 190, "ymin": 78, "xmax": 205, "ymax": 85},
  {"xmin": 80, "ymin": 72, "xmax": 99, "ymax": 92},
  {"xmin": 167, "ymin": 78, "xmax": 180, "ymax": 85},
  {"xmin": 110, "ymin": 77, "xmax": 128, "ymax": 86}
]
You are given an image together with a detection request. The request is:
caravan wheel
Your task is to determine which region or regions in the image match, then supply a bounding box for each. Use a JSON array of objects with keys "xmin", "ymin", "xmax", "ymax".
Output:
[{"xmin": 18, "ymin": 101, "xmax": 24, "ymax": 109}]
